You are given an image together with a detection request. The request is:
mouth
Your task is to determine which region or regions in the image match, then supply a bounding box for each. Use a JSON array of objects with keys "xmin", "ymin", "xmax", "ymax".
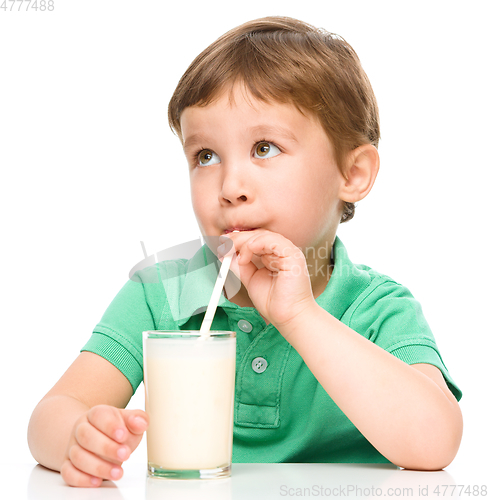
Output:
[{"xmin": 223, "ymin": 227, "xmax": 259, "ymax": 234}]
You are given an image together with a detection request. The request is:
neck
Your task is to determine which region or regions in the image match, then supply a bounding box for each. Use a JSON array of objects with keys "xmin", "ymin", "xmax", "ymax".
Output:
[{"xmin": 306, "ymin": 245, "xmax": 334, "ymax": 299}]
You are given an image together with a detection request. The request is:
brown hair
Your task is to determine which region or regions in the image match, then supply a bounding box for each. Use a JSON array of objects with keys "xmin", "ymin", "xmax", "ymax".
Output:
[{"xmin": 168, "ymin": 16, "xmax": 380, "ymax": 223}]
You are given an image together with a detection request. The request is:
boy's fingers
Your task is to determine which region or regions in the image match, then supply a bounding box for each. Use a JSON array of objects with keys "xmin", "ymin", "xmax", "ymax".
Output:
[
  {"xmin": 69, "ymin": 443, "xmax": 124, "ymax": 482},
  {"xmin": 217, "ymin": 235, "xmax": 234, "ymax": 256},
  {"xmin": 229, "ymin": 229, "xmax": 281, "ymax": 264},
  {"xmin": 75, "ymin": 421, "xmax": 129, "ymax": 465},
  {"xmin": 87, "ymin": 405, "xmax": 128, "ymax": 443},
  {"xmin": 120, "ymin": 409, "xmax": 149, "ymax": 435},
  {"xmin": 60, "ymin": 459, "xmax": 102, "ymax": 488}
]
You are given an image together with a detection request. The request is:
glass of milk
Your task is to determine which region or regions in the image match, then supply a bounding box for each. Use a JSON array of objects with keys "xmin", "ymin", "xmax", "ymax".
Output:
[{"xmin": 143, "ymin": 330, "xmax": 236, "ymax": 479}]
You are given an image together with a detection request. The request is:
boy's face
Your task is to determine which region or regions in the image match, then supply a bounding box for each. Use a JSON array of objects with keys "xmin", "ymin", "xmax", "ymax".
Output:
[{"xmin": 180, "ymin": 85, "xmax": 345, "ymax": 255}]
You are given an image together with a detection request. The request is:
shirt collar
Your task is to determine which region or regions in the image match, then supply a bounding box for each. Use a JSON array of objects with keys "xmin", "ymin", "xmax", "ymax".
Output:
[{"xmin": 168, "ymin": 237, "xmax": 372, "ymax": 326}]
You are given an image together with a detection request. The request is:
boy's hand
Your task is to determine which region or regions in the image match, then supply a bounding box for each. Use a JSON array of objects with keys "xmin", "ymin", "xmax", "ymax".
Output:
[
  {"xmin": 60, "ymin": 405, "xmax": 149, "ymax": 487},
  {"xmin": 218, "ymin": 229, "xmax": 316, "ymax": 332}
]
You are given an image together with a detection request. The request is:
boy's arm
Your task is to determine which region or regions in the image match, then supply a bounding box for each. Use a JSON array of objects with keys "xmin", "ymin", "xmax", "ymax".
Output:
[
  {"xmin": 281, "ymin": 306, "xmax": 463, "ymax": 470},
  {"xmin": 222, "ymin": 230, "xmax": 463, "ymax": 470},
  {"xmin": 28, "ymin": 351, "xmax": 148, "ymax": 487}
]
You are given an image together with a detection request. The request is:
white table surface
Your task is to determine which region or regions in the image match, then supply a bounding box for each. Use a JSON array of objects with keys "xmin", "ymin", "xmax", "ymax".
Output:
[{"xmin": 3, "ymin": 461, "xmax": 486, "ymax": 500}]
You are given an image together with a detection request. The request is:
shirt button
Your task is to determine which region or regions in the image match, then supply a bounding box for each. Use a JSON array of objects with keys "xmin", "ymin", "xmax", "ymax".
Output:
[
  {"xmin": 237, "ymin": 319, "xmax": 253, "ymax": 333},
  {"xmin": 251, "ymin": 357, "xmax": 268, "ymax": 374}
]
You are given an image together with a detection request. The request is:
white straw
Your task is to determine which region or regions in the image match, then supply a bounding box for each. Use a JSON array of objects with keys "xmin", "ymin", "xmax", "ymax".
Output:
[{"xmin": 200, "ymin": 251, "xmax": 234, "ymax": 337}]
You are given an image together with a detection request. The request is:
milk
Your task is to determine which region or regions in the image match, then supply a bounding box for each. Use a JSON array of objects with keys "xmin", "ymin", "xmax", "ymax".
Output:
[{"xmin": 143, "ymin": 333, "xmax": 236, "ymax": 474}]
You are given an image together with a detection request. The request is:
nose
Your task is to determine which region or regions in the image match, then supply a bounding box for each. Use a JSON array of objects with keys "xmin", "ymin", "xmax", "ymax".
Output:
[{"xmin": 219, "ymin": 164, "xmax": 252, "ymax": 205}]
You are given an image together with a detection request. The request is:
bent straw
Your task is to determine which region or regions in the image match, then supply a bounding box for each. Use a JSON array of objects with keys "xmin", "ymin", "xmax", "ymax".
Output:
[{"xmin": 200, "ymin": 250, "xmax": 234, "ymax": 337}]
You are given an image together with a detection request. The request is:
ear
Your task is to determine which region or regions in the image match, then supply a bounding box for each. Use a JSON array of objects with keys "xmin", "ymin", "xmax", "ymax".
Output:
[{"xmin": 338, "ymin": 144, "xmax": 380, "ymax": 203}]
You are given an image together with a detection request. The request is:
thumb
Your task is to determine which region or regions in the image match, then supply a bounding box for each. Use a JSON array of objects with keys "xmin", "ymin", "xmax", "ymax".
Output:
[
  {"xmin": 120, "ymin": 409, "xmax": 149, "ymax": 436},
  {"xmin": 230, "ymin": 253, "xmax": 257, "ymax": 290}
]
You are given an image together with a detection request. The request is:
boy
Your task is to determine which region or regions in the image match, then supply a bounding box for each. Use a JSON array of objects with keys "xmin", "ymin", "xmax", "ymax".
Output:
[{"xmin": 28, "ymin": 16, "xmax": 462, "ymax": 487}]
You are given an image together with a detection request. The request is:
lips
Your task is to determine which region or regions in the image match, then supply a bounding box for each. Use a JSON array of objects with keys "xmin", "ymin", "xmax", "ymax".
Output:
[{"xmin": 223, "ymin": 227, "xmax": 258, "ymax": 234}]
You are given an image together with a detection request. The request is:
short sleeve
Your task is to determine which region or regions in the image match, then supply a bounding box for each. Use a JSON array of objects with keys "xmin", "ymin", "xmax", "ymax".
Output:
[
  {"xmin": 81, "ymin": 272, "xmax": 167, "ymax": 394},
  {"xmin": 347, "ymin": 278, "xmax": 462, "ymax": 401}
]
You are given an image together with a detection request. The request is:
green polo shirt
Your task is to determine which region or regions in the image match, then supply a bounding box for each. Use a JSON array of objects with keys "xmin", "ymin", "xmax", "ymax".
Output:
[{"xmin": 82, "ymin": 237, "xmax": 461, "ymax": 464}]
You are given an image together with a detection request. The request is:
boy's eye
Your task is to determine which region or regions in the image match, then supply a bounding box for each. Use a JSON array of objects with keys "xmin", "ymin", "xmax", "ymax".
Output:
[
  {"xmin": 254, "ymin": 141, "xmax": 281, "ymax": 159},
  {"xmin": 197, "ymin": 149, "xmax": 221, "ymax": 166}
]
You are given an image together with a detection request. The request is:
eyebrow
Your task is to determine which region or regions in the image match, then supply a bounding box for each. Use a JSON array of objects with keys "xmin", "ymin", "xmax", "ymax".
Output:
[
  {"xmin": 249, "ymin": 124, "xmax": 299, "ymax": 144},
  {"xmin": 182, "ymin": 134, "xmax": 206, "ymax": 155},
  {"xmin": 183, "ymin": 124, "xmax": 299, "ymax": 154}
]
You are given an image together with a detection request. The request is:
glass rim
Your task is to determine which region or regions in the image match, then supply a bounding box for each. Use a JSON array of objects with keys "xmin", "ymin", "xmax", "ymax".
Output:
[{"xmin": 143, "ymin": 330, "xmax": 236, "ymax": 339}]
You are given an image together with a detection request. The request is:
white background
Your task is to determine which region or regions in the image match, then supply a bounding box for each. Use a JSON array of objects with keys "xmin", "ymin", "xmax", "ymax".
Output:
[{"xmin": 1, "ymin": 0, "xmax": 487, "ymax": 482}]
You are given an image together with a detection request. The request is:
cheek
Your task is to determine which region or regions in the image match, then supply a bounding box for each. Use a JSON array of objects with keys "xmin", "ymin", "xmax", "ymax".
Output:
[
  {"xmin": 312, "ymin": 177, "xmax": 339, "ymax": 214},
  {"xmin": 281, "ymin": 166, "xmax": 342, "ymax": 243},
  {"xmin": 290, "ymin": 168, "xmax": 338, "ymax": 213},
  {"xmin": 190, "ymin": 182, "xmax": 209, "ymax": 221},
  {"xmin": 308, "ymin": 160, "xmax": 342, "ymax": 203}
]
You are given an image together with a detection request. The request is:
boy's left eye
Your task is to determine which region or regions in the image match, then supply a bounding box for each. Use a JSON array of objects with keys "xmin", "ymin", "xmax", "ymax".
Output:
[{"xmin": 253, "ymin": 141, "xmax": 281, "ymax": 159}]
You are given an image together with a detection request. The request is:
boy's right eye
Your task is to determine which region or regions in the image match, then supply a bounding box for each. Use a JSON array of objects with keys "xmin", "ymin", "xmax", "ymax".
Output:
[{"xmin": 197, "ymin": 149, "xmax": 221, "ymax": 166}]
